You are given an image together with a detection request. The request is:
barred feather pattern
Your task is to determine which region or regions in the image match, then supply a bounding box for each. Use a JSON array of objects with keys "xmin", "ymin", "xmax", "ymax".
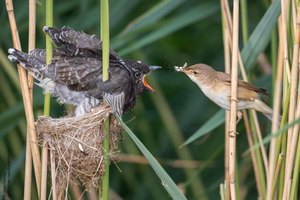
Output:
[
  {"xmin": 8, "ymin": 26, "xmax": 155, "ymax": 117},
  {"xmin": 103, "ymin": 92, "xmax": 125, "ymax": 117}
]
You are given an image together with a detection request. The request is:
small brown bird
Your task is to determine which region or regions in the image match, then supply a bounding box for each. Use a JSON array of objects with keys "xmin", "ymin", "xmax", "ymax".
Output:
[{"xmin": 175, "ymin": 63, "xmax": 275, "ymax": 121}]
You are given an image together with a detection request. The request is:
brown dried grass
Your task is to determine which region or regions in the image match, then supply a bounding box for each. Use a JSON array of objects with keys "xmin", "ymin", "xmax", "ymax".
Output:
[{"xmin": 36, "ymin": 104, "xmax": 121, "ymax": 196}]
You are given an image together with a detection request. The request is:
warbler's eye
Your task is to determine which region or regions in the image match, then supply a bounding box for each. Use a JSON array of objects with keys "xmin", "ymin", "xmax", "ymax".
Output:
[
  {"xmin": 134, "ymin": 71, "xmax": 142, "ymax": 78},
  {"xmin": 193, "ymin": 71, "xmax": 198, "ymax": 74}
]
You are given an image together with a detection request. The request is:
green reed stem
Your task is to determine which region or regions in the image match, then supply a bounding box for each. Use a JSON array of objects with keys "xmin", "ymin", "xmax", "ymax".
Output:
[
  {"xmin": 101, "ymin": 118, "xmax": 110, "ymax": 200},
  {"xmin": 249, "ymin": 115, "xmax": 267, "ymax": 197},
  {"xmin": 290, "ymin": 131, "xmax": 300, "ymax": 200},
  {"xmin": 44, "ymin": 0, "xmax": 53, "ymax": 116},
  {"xmin": 240, "ymin": 0, "xmax": 249, "ymax": 45},
  {"xmin": 100, "ymin": 0, "xmax": 110, "ymax": 200},
  {"xmin": 101, "ymin": 0, "xmax": 109, "ymax": 82}
]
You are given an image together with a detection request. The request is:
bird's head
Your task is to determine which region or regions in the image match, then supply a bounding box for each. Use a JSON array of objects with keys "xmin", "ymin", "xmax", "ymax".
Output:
[
  {"xmin": 175, "ymin": 63, "xmax": 215, "ymax": 75},
  {"xmin": 175, "ymin": 63, "xmax": 216, "ymax": 84},
  {"xmin": 125, "ymin": 60, "xmax": 161, "ymax": 94}
]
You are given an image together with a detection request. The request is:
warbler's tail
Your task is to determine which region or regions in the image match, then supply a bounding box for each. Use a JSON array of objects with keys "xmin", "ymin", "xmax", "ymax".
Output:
[{"xmin": 253, "ymin": 99, "xmax": 281, "ymax": 126}]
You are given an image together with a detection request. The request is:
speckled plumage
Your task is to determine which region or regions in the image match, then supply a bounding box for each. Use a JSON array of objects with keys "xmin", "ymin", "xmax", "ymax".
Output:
[{"xmin": 8, "ymin": 26, "xmax": 158, "ymax": 116}]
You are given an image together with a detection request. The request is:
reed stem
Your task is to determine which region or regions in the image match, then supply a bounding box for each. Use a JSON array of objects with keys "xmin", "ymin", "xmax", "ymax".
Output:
[
  {"xmin": 5, "ymin": 0, "xmax": 41, "ymax": 197},
  {"xmin": 24, "ymin": 0, "xmax": 36, "ymax": 199},
  {"xmin": 41, "ymin": 0, "xmax": 53, "ymax": 198},
  {"xmin": 100, "ymin": 0, "xmax": 110, "ymax": 199},
  {"xmin": 228, "ymin": 0, "xmax": 239, "ymax": 198}
]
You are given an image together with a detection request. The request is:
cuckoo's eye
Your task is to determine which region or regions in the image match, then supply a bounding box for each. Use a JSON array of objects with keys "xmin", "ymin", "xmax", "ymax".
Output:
[{"xmin": 134, "ymin": 71, "xmax": 142, "ymax": 79}]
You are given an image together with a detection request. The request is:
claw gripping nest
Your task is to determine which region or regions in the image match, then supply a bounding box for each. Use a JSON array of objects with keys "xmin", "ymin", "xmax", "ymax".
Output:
[{"xmin": 36, "ymin": 104, "xmax": 121, "ymax": 196}]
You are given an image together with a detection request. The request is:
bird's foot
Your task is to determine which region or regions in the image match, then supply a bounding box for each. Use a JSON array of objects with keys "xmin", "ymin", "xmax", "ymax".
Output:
[
  {"xmin": 174, "ymin": 63, "xmax": 188, "ymax": 72},
  {"xmin": 228, "ymin": 130, "xmax": 237, "ymax": 137}
]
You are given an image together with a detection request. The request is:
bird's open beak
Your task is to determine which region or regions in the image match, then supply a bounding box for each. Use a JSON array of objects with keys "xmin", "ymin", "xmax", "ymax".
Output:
[
  {"xmin": 142, "ymin": 66, "xmax": 160, "ymax": 93},
  {"xmin": 142, "ymin": 76, "xmax": 156, "ymax": 93},
  {"xmin": 149, "ymin": 66, "xmax": 161, "ymax": 71}
]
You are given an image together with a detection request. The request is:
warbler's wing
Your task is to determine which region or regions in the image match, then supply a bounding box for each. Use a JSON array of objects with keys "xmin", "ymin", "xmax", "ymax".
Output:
[{"xmin": 216, "ymin": 72, "xmax": 267, "ymax": 101}]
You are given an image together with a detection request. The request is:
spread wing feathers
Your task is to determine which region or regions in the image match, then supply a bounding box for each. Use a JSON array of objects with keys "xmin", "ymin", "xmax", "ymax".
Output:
[
  {"xmin": 8, "ymin": 48, "xmax": 46, "ymax": 80},
  {"xmin": 46, "ymin": 56, "xmax": 102, "ymax": 90},
  {"xmin": 43, "ymin": 26, "xmax": 120, "ymax": 60},
  {"xmin": 216, "ymin": 71, "xmax": 268, "ymax": 100},
  {"xmin": 29, "ymin": 49, "xmax": 46, "ymax": 64},
  {"xmin": 43, "ymin": 26, "xmax": 101, "ymax": 50}
]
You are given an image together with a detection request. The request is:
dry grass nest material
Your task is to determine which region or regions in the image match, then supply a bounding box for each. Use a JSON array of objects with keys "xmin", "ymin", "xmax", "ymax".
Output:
[{"xmin": 36, "ymin": 104, "xmax": 121, "ymax": 194}]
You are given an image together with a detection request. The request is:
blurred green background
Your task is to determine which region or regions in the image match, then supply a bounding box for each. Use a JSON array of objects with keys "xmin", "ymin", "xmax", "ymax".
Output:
[{"xmin": 0, "ymin": 0, "xmax": 273, "ymax": 199}]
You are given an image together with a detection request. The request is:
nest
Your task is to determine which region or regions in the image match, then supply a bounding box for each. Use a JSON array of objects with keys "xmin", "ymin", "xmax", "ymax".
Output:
[{"xmin": 36, "ymin": 104, "xmax": 121, "ymax": 196}]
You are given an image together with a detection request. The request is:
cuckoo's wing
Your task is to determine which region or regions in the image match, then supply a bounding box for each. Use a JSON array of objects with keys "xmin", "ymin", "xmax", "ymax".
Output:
[
  {"xmin": 29, "ymin": 49, "xmax": 46, "ymax": 64},
  {"xmin": 46, "ymin": 56, "xmax": 102, "ymax": 91},
  {"xmin": 43, "ymin": 26, "xmax": 102, "ymax": 50},
  {"xmin": 43, "ymin": 26, "xmax": 121, "ymax": 60}
]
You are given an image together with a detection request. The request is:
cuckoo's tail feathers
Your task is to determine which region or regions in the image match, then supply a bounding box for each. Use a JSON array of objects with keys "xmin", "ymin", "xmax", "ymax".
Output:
[
  {"xmin": 43, "ymin": 26, "xmax": 66, "ymax": 46},
  {"xmin": 8, "ymin": 48, "xmax": 45, "ymax": 80}
]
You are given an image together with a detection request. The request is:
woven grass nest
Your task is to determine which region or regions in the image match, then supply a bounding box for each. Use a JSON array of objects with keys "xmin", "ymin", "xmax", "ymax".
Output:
[{"xmin": 36, "ymin": 104, "xmax": 121, "ymax": 195}]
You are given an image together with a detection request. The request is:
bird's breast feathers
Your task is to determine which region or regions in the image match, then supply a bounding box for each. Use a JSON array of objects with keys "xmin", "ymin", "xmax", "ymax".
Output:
[{"xmin": 199, "ymin": 81, "xmax": 251, "ymax": 110}]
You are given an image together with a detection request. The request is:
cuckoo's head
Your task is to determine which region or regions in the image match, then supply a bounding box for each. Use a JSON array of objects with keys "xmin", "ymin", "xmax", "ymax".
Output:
[{"xmin": 124, "ymin": 60, "xmax": 161, "ymax": 94}]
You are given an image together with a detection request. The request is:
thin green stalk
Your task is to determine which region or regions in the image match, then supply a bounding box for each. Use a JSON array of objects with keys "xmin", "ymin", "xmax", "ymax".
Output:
[
  {"xmin": 271, "ymin": 30, "xmax": 278, "ymax": 90},
  {"xmin": 101, "ymin": 119, "xmax": 110, "ymax": 200},
  {"xmin": 235, "ymin": 158, "xmax": 240, "ymax": 200},
  {"xmin": 277, "ymin": 87, "xmax": 291, "ymax": 199},
  {"xmin": 100, "ymin": 0, "xmax": 110, "ymax": 200},
  {"xmin": 219, "ymin": 183, "xmax": 225, "ymax": 200},
  {"xmin": 273, "ymin": 87, "xmax": 290, "ymax": 167},
  {"xmin": 44, "ymin": 0, "xmax": 53, "ymax": 116},
  {"xmin": 289, "ymin": 132, "xmax": 300, "ymax": 200},
  {"xmin": 271, "ymin": 154, "xmax": 283, "ymax": 199},
  {"xmin": 41, "ymin": 0, "xmax": 53, "ymax": 199},
  {"xmin": 240, "ymin": 0, "xmax": 249, "ymax": 45},
  {"xmin": 249, "ymin": 115, "xmax": 267, "ymax": 197},
  {"xmin": 101, "ymin": 0, "xmax": 109, "ymax": 82},
  {"xmin": 278, "ymin": 133, "xmax": 287, "ymax": 199}
]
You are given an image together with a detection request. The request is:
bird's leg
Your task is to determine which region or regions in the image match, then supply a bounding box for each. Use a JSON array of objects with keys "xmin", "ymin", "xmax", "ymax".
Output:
[
  {"xmin": 228, "ymin": 130, "xmax": 236, "ymax": 137},
  {"xmin": 227, "ymin": 112, "xmax": 241, "ymax": 137},
  {"xmin": 228, "ymin": 111, "xmax": 243, "ymax": 137},
  {"xmin": 227, "ymin": 97, "xmax": 240, "ymax": 137}
]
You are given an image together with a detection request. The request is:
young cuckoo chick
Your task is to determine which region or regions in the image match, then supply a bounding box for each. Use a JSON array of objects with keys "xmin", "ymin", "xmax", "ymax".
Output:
[{"xmin": 8, "ymin": 26, "xmax": 160, "ymax": 116}]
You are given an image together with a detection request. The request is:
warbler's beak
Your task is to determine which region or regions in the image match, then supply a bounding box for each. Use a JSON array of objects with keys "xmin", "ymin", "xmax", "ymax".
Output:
[
  {"xmin": 149, "ymin": 66, "xmax": 161, "ymax": 71},
  {"xmin": 142, "ymin": 75, "xmax": 156, "ymax": 93},
  {"xmin": 174, "ymin": 63, "xmax": 188, "ymax": 72}
]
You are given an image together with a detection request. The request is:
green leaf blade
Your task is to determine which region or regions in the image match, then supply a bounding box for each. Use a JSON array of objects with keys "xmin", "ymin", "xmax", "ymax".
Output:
[
  {"xmin": 117, "ymin": 117, "xmax": 187, "ymax": 200},
  {"xmin": 182, "ymin": 110, "xmax": 225, "ymax": 147},
  {"xmin": 241, "ymin": 0, "xmax": 281, "ymax": 70}
]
